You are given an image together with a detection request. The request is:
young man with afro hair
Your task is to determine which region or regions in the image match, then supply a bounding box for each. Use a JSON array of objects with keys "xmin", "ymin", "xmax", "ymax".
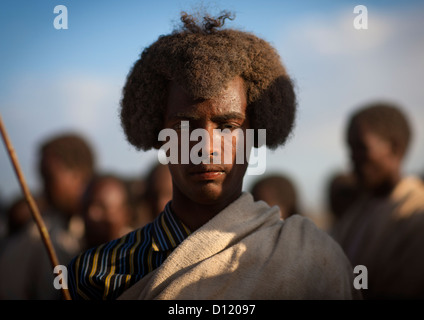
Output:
[
  {"xmin": 332, "ymin": 102, "xmax": 424, "ymax": 299},
  {"xmin": 67, "ymin": 11, "xmax": 359, "ymax": 300}
]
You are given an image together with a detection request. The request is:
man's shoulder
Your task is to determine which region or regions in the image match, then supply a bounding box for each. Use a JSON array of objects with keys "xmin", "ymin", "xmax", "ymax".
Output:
[
  {"xmin": 278, "ymin": 214, "xmax": 353, "ymax": 267},
  {"xmin": 393, "ymin": 176, "xmax": 424, "ymax": 218},
  {"xmin": 70, "ymin": 224, "xmax": 153, "ymax": 266},
  {"xmin": 280, "ymin": 214, "xmax": 328, "ymax": 236},
  {"xmin": 67, "ymin": 224, "xmax": 154, "ymax": 300},
  {"xmin": 282, "ymin": 214, "xmax": 334, "ymax": 241},
  {"xmin": 242, "ymin": 212, "xmax": 358, "ymax": 299}
]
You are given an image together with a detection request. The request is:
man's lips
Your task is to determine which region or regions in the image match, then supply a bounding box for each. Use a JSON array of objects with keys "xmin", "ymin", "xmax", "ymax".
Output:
[{"xmin": 188, "ymin": 165, "xmax": 226, "ymax": 180}]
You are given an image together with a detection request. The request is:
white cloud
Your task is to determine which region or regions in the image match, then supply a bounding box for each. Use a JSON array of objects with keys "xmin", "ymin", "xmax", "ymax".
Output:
[{"xmin": 284, "ymin": 8, "xmax": 393, "ymax": 57}]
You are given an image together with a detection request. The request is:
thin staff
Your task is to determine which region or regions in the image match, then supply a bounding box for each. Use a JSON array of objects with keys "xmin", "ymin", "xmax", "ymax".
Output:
[{"xmin": 0, "ymin": 113, "xmax": 71, "ymax": 300}]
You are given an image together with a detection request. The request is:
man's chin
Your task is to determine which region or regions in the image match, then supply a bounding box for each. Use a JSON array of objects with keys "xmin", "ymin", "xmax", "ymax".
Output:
[
  {"xmin": 190, "ymin": 183, "xmax": 225, "ymax": 204},
  {"xmin": 185, "ymin": 182, "xmax": 240, "ymax": 206}
]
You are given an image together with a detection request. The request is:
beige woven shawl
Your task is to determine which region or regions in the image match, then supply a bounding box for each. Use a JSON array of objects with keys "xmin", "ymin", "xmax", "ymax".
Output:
[{"xmin": 119, "ymin": 192, "xmax": 360, "ymax": 300}]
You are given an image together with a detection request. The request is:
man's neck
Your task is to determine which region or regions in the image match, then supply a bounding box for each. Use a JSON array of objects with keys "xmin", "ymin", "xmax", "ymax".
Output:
[{"xmin": 170, "ymin": 190, "xmax": 242, "ymax": 231}]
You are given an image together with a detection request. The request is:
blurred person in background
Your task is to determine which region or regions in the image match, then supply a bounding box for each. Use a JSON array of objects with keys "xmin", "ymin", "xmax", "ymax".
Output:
[
  {"xmin": 0, "ymin": 132, "xmax": 95, "ymax": 299},
  {"xmin": 250, "ymin": 173, "xmax": 300, "ymax": 219},
  {"xmin": 144, "ymin": 162, "xmax": 173, "ymax": 218},
  {"xmin": 325, "ymin": 171, "xmax": 359, "ymax": 230},
  {"xmin": 3, "ymin": 195, "xmax": 47, "ymax": 237},
  {"xmin": 131, "ymin": 162, "xmax": 173, "ymax": 229},
  {"xmin": 332, "ymin": 102, "xmax": 424, "ymax": 299},
  {"xmin": 0, "ymin": 194, "xmax": 6, "ymax": 240},
  {"xmin": 81, "ymin": 173, "xmax": 134, "ymax": 250},
  {"xmin": 4, "ymin": 197, "xmax": 33, "ymax": 236}
]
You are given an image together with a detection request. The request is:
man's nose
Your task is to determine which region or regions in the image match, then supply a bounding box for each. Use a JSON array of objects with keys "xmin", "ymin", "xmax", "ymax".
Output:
[
  {"xmin": 189, "ymin": 125, "xmax": 222, "ymax": 163},
  {"xmin": 203, "ymin": 126, "xmax": 221, "ymax": 162}
]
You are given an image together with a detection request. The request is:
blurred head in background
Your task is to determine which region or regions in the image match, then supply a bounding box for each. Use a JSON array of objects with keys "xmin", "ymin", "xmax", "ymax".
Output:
[
  {"xmin": 251, "ymin": 173, "xmax": 300, "ymax": 219},
  {"xmin": 38, "ymin": 133, "xmax": 95, "ymax": 219},
  {"xmin": 145, "ymin": 163, "xmax": 173, "ymax": 218},
  {"xmin": 82, "ymin": 174, "xmax": 133, "ymax": 249},
  {"xmin": 346, "ymin": 102, "xmax": 411, "ymax": 196},
  {"xmin": 129, "ymin": 163, "xmax": 173, "ymax": 229}
]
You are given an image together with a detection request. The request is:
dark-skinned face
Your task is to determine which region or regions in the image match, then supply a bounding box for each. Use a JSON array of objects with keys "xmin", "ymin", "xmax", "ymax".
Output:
[
  {"xmin": 84, "ymin": 179, "xmax": 130, "ymax": 246},
  {"xmin": 347, "ymin": 122, "xmax": 401, "ymax": 193},
  {"xmin": 40, "ymin": 152, "xmax": 85, "ymax": 216},
  {"xmin": 163, "ymin": 76, "xmax": 250, "ymax": 206}
]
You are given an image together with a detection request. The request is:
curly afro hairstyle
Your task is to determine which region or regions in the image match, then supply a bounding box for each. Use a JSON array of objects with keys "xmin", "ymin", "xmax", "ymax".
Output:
[
  {"xmin": 121, "ymin": 11, "xmax": 297, "ymax": 151},
  {"xmin": 346, "ymin": 101, "xmax": 412, "ymax": 157}
]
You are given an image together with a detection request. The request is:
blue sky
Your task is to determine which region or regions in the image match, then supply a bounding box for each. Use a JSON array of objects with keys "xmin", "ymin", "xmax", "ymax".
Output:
[{"xmin": 1, "ymin": 1, "xmax": 424, "ymax": 223}]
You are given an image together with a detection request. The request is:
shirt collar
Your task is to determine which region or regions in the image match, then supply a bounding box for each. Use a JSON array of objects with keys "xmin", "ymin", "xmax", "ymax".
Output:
[{"xmin": 151, "ymin": 201, "xmax": 191, "ymax": 252}]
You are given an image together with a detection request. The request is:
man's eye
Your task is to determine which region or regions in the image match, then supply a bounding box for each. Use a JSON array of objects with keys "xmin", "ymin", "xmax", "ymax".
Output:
[
  {"xmin": 220, "ymin": 123, "xmax": 240, "ymax": 130},
  {"xmin": 174, "ymin": 122, "xmax": 190, "ymax": 130}
]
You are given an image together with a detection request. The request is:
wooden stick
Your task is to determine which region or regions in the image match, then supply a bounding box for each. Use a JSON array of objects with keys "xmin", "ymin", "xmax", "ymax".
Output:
[{"xmin": 0, "ymin": 113, "xmax": 72, "ymax": 300}]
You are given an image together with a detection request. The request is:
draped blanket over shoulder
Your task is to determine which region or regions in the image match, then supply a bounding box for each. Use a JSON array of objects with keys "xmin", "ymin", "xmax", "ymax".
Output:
[
  {"xmin": 119, "ymin": 193, "xmax": 359, "ymax": 300},
  {"xmin": 332, "ymin": 176, "xmax": 424, "ymax": 299}
]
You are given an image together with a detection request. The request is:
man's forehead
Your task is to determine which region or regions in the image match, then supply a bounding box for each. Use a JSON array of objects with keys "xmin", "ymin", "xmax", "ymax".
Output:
[{"xmin": 165, "ymin": 77, "xmax": 247, "ymax": 120}]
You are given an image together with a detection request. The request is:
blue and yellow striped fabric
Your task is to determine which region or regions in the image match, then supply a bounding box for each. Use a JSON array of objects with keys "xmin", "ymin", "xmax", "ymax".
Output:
[{"xmin": 67, "ymin": 202, "xmax": 191, "ymax": 300}]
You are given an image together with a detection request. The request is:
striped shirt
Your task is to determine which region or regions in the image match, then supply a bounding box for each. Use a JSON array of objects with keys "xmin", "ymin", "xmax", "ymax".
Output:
[{"xmin": 67, "ymin": 202, "xmax": 191, "ymax": 300}]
